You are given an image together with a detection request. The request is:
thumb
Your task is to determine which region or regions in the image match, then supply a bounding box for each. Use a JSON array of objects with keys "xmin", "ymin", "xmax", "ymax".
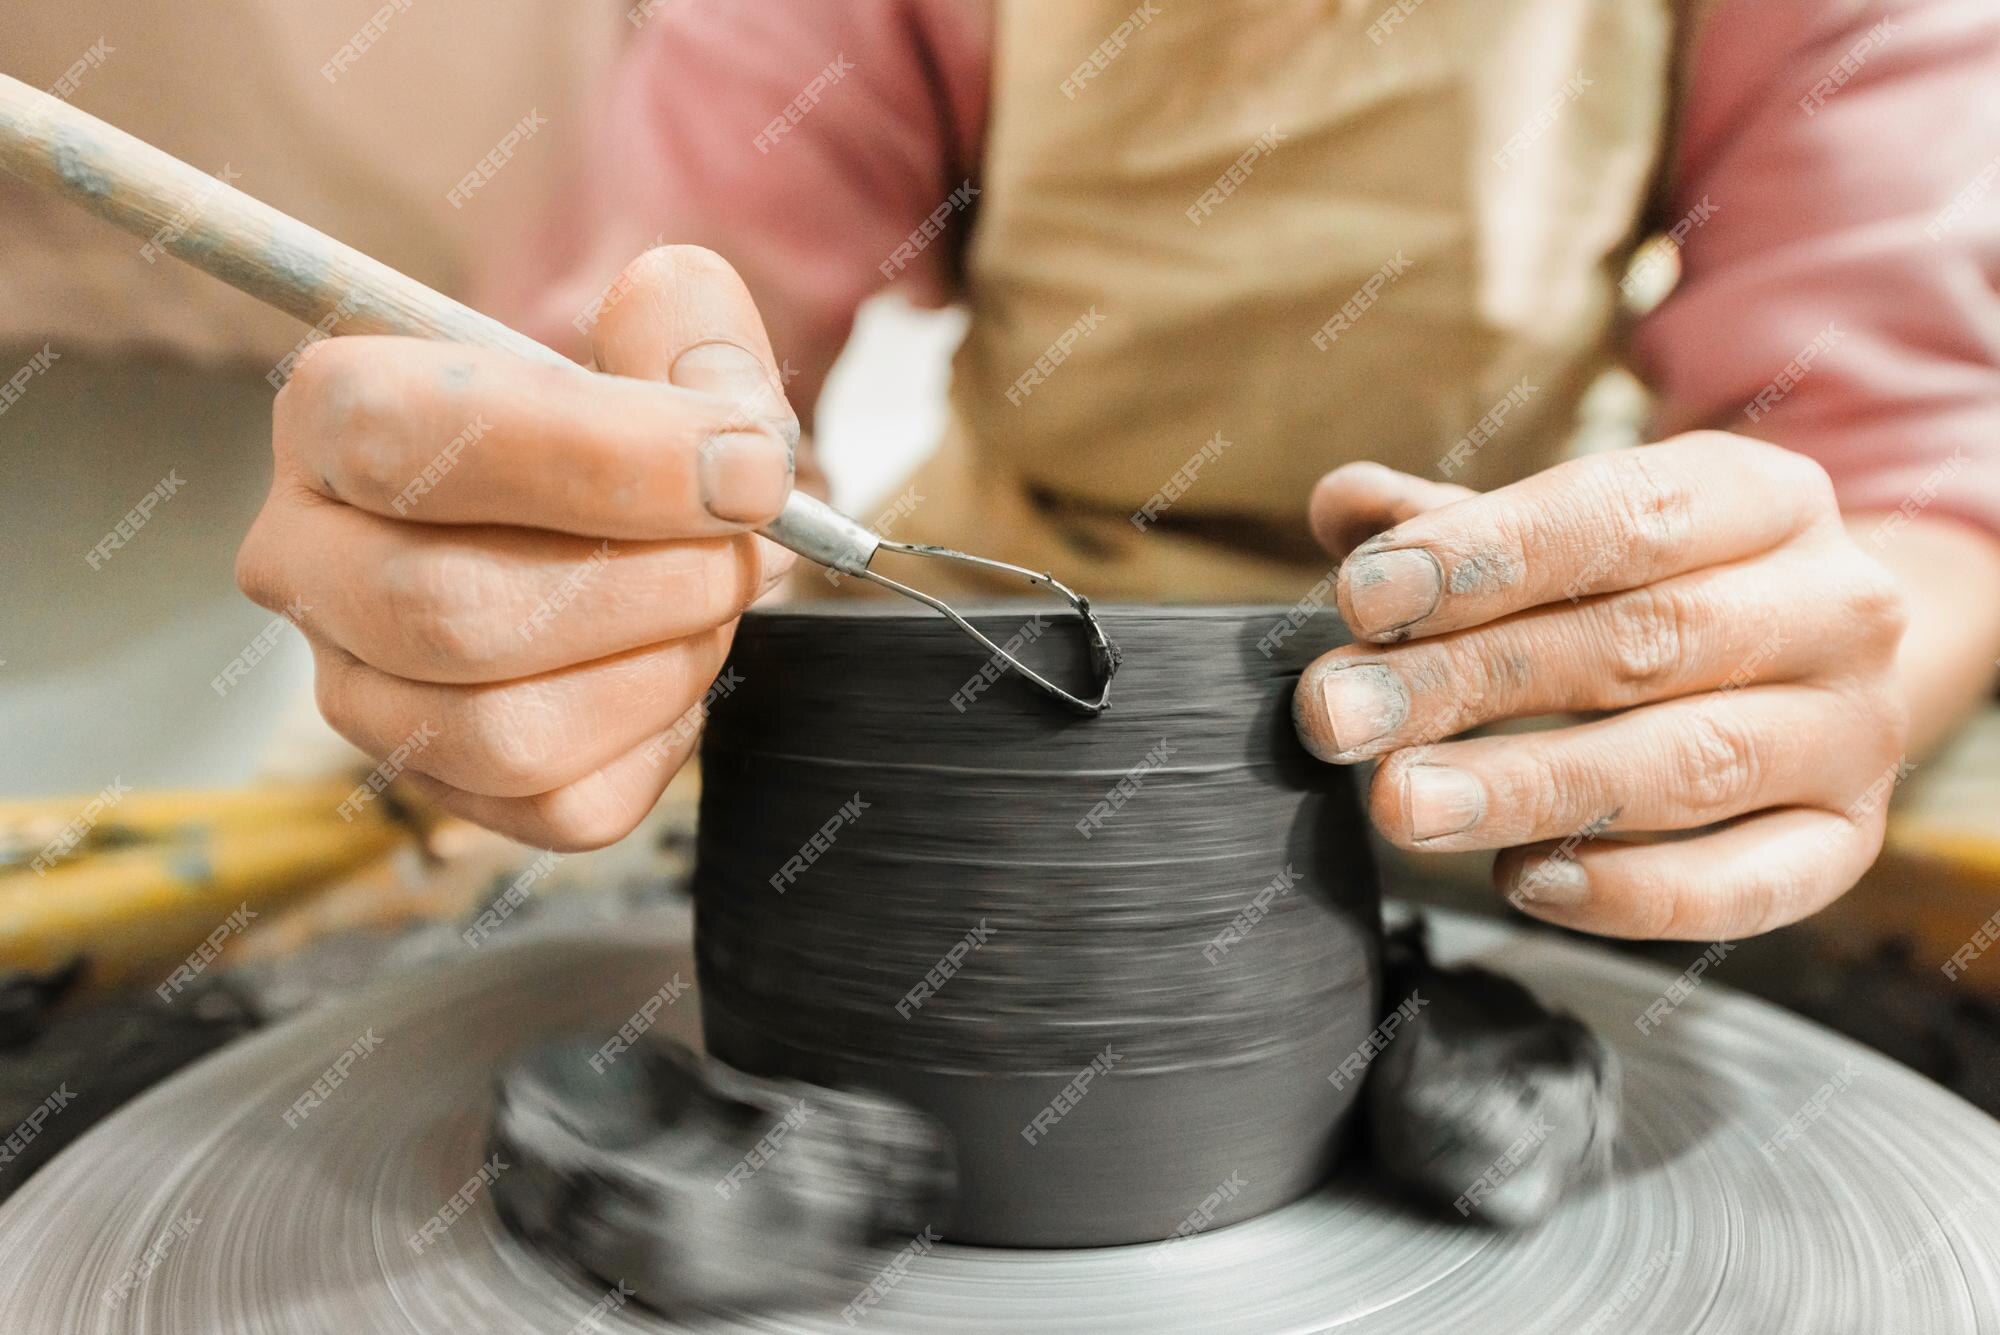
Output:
[
  {"xmin": 590, "ymin": 244, "xmax": 798, "ymax": 542},
  {"xmin": 1309, "ymin": 462, "xmax": 1477, "ymax": 562},
  {"xmin": 590, "ymin": 243, "xmax": 800, "ymax": 447}
]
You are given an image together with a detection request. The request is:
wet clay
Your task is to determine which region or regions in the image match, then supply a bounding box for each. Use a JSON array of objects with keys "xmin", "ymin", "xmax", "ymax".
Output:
[
  {"xmin": 694, "ymin": 603, "xmax": 1383, "ymax": 1246},
  {"xmin": 1365, "ymin": 920, "xmax": 1620, "ymax": 1225},
  {"xmin": 489, "ymin": 1035, "xmax": 951, "ymax": 1313}
]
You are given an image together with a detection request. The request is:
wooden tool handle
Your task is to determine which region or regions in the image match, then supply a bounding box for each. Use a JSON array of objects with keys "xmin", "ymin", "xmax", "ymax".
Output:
[{"xmin": 0, "ymin": 73, "xmax": 567, "ymax": 367}]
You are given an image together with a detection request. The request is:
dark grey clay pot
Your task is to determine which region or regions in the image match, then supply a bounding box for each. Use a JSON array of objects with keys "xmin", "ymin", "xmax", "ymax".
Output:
[{"xmin": 694, "ymin": 603, "xmax": 1381, "ymax": 1247}]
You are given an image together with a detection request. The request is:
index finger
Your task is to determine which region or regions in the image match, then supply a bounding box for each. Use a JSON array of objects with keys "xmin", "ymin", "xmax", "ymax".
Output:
[
  {"xmin": 1334, "ymin": 434, "xmax": 1836, "ymax": 642},
  {"xmin": 276, "ymin": 245, "xmax": 799, "ymax": 539},
  {"xmin": 275, "ymin": 337, "xmax": 793, "ymax": 538}
]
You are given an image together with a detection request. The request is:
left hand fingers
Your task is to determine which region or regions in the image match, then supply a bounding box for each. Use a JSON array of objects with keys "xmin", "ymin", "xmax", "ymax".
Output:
[
  {"xmin": 1494, "ymin": 807, "xmax": 1888, "ymax": 940},
  {"xmin": 1331, "ymin": 433, "xmax": 1836, "ymax": 642},
  {"xmin": 1292, "ymin": 542, "xmax": 1900, "ymax": 762},
  {"xmin": 1360, "ymin": 683, "xmax": 1903, "ymax": 853}
]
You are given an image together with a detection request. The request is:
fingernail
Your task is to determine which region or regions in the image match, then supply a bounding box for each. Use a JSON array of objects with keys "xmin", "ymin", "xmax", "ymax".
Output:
[
  {"xmin": 699, "ymin": 430, "xmax": 793, "ymax": 524},
  {"xmin": 1319, "ymin": 664, "xmax": 1407, "ymax": 755},
  {"xmin": 1346, "ymin": 549, "xmax": 1442, "ymax": 636},
  {"xmin": 670, "ymin": 341, "xmax": 777, "ymax": 412},
  {"xmin": 1510, "ymin": 855, "xmax": 1589, "ymax": 909},
  {"xmin": 1403, "ymin": 764, "xmax": 1484, "ymax": 841}
]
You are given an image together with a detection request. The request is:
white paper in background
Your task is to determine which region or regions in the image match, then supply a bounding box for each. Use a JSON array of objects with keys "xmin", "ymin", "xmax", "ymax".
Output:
[{"xmin": 813, "ymin": 294, "xmax": 964, "ymax": 515}]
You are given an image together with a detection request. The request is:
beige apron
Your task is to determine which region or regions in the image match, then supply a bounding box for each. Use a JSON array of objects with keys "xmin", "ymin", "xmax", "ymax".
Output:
[{"xmin": 877, "ymin": 0, "xmax": 1700, "ymax": 603}]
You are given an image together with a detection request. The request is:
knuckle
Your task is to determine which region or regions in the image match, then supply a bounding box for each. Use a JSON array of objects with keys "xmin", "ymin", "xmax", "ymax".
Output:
[
  {"xmin": 1597, "ymin": 584, "xmax": 1695, "ymax": 694},
  {"xmin": 457, "ymin": 688, "xmax": 560, "ymax": 793},
  {"xmin": 1724, "ymin": 866, "xmax": 1805, "ymax": 937},
  {"xmin": 1401, "ymin": 658, "xmax": 1466, "ymax": 746},
  {"xmin": 1604, "ymin": 450, "xmax": 1696, "ymax": 572},
  {"xmin": 306, "ymin": 349, "xmax": 414, "ymax": 500},
  {"xmin": 1773, "ymin": 445, "xmax": 1838, "ymax": 513},
  {"xmin": 1659, "ymin": 874, "xmax": 1761, "ymax": 939},
  {"xmin": 271, "ymin": 340, "xmax": 333, "ymax": 433},
  {"xmin": 550, "ymin": 749, "xmax": 695, "ymax": 851},
  {"xmin": 1669, "ymin": 707, "xmax": 1763, "ymax": 814},
  {"xmin": 1876, "ymin": 689, "xmax": 1912, "ymax": 764},
  {"xmin": 1502, "ymin": 750, "xmax": 1577, "ymax": 839},
  {"xmin": 310, "ymin": 654, "xmax": 371, "ymax": 749},
  {"xmin": 269, "ymin": 385, "xmax": 307, "ymax": 466},
  {"xmin": 1630, "ymin": 876, "xmax": 1692, "ymax": 939},
  {"xmin": 1844, "ymin": 681, "xmax": 1909, "ymax": 778},
  {"xmin": 233, "ymin": 514, "xmax": 284, "ymax": 611},
  {"xmin": 1838, "ymin": 557, "xmax": 1910, "ymax": 653},
  {"xmin": 1427, "ymin": 642, "xmax": 1524, "ymax": 741},
  {"xmin": 544, "ymin": 791, "xmax": 651, "ymax": 852},
  {"xmin": 1618, "ymin": 851, "xmax": 1751, "ymax": 939},
  {"xmin": 1465, "ymin": 633, "xmax": 1521, "ymax": 697},
  {"xmin": 377, "ymin": 546, "xmax": 504, "ymax": 673}
]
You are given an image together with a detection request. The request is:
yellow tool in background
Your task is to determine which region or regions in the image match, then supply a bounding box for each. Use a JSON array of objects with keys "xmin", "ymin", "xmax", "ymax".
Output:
[{"xmin": 0, "ymin": 782, "xmax": 422, "ymax": 991}]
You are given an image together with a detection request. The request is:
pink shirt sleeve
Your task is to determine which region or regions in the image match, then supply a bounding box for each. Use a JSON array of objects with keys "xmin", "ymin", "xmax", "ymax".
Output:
[
  {"xmin": 1632, "ymin": 0, "xmax": 2000, "ymax": 541},
  {"xmin": 485, "ymin": 0, "xmax": 991, "ymax": 427}
]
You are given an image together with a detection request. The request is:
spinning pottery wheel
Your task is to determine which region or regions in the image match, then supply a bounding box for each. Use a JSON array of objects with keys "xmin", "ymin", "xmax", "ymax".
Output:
[
  {"xmin": 4, "ymin": 910, "xmax": 1999, "ymax": 1332},
  {"xmin": 5, "ymin": 604, "xmax": 1996, "ymax": 1331}
]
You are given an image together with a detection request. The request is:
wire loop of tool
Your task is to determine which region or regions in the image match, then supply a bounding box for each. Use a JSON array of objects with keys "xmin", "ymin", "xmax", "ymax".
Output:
[
  {"xmin": 763, "ymin": 495, "xmax": 1118, "ymax": 714},
  {"xmin": 848, "ymin": 541, "xmax": 1120, "ymax": 716}
]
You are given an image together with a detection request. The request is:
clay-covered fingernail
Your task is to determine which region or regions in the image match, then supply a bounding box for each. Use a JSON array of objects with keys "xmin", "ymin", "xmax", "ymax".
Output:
[
  {"xmin": 1404, "ymin": 764, "xmax": 1484, "ymax": 841},
  {"xmin": 1510, "ymin": 855, "xmax": 1589, "ymax": 909},
  {"xmin": 699, "ymin": 430, "xmax": 793, "ymax": 524},
  {"xmin": 1346, "ymin": 549, "xmax": 1442, "ymax": 636},
  {"xmin": 670, "ymin": 341, "xmax": 777, "ymax": 409},
  {"xmin": 1318, "ymin": 664, "xmax": 1407, "ymax": 756}
]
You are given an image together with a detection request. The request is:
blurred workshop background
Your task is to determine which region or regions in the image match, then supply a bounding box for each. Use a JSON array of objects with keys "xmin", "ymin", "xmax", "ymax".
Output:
[{"xmin": 3, "ymin": 0, "xmax": 1998, "ymax": 1199}]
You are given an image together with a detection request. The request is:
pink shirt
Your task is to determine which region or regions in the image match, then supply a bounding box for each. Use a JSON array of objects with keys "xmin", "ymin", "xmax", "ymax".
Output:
[{"xmin": 496, "ymin": 0, "xmax": 2000, "ymax": 541}]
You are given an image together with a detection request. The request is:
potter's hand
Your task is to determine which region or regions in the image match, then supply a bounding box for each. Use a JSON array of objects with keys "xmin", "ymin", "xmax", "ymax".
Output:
[
  {"xmin": 236, "ymin": 247, "xmax": 797, "ymax": 849},
  {"xmin": 1293, "ymin": 435, "xmax": 1910, "ymax": 939}
]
